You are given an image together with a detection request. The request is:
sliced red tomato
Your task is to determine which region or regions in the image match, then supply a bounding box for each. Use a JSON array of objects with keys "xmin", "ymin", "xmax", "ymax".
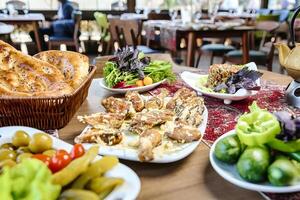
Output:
[
  {"xmin": 49, "ymin": 150, "xmax": 72, "ymax": 173},
  {"xmin": 70, "ymin": 144, "xmax": 85, "ymax": 160},
  {"xmin": 113, "ymin": 81, "xmax": 126, "ymax": 88},
  {"xmin": 32, "ymin": 154, "xmax": 51, "ymax": 166}
]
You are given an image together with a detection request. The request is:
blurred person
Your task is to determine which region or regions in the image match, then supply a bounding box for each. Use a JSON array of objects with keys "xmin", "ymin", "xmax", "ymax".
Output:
[{"xmin": 30, "ymin": 0, "xmax": 76, "ymax": 50}]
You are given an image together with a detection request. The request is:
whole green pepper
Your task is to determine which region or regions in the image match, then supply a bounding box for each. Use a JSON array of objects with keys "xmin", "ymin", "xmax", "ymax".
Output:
[
  {"xmin": 237, "ymin": 146, "xmax": 270, "ymax": 183},
  {"xmin": 236, "ymin": 102, "xmax": 281, "ymax": 146},
  {"xmin": 268, "ymin": 156, "xmax": 300, "ymax": 186},
  {"xmin": 268, "ymin": 139, "xmax": 300, "ymax": 153},
  {"xmin": 214, "ymin": 135, "xmax": 242, "ymax": 164},
  {"xmin": 288, "ymin": 152, "xmax": 300, "ymax": 162}
]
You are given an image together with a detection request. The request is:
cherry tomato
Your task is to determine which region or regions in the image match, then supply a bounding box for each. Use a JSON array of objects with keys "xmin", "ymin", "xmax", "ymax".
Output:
[
  {"xmin": 49, "ymin": 150, "xmax": 72, "ymax": 173},
  {"xmin": 32, "ymin": 154, "xmax": 51, "ymax": 166},
  {"xmin": 70, "ymin": 144, "xmax": 85, "ymax": 160}
]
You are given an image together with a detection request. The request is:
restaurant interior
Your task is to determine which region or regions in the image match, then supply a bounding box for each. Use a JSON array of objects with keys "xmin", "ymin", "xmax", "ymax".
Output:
[{"xmin": 0, "ymin": 0, "xmax": 300, "ymax": 200}]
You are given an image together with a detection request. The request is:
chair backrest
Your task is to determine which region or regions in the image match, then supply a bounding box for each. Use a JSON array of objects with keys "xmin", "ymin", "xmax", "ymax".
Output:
[
  {"xmin": 147, "ymin": 11, "xmax": 171, "ymax": 20},
  {"xmin": 6, "ymin": 0, "xmax": 25, "ymax": 10},
  {"xmin": 272, "ymin": 10, "xmax": 290, "ymax": 22},
  {"xmin": 108, "ymin": 18, "xmax": 142, "ymax": 48},
  {"xmin": 256, "ymin": 9, "xmax": 271, "ymax": 15},
  {"xmin": 72, "ymin": 10, "xmax": 82, "ymax": 40},
  {"xmin": 94, "ymin": 12, "xmax": 109, "ymax": 31},
  {"xmin": 257, "ymin": 14, "xmax": 280, "ymax": 22},
  {"xmin": 255, "ymin": 21, "xmax": 280, "ymax": 65}
]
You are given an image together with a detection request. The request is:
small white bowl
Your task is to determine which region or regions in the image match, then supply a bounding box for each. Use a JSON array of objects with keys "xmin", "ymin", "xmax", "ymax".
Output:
[{"xmin": 181, "ymin": 62, "xmax": 260, "ymax": 104}]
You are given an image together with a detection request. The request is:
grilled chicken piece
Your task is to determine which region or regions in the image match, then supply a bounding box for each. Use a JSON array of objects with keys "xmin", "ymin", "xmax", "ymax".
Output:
[
  {"xmin": 165, "ymin": 120, "xmax": 202, "ymax": 143},
  {"xmin": 145, "ymin": 89, "xmax": 169, "ymax": 110},
  {"xmin": 145, "ymin": 96, "xmax": 164, "ymax": 110},
  {"xmin": 175, "ymin": 97, "xmax": 204, "ymax": 127},
  {"xmin": 75, "ymin": 128, "xmax": 123, "ymax": 145},
  {"xmin": 101, "ymin": 96, "xmax": 136, "ymax": 117},
  {"xmin": 125, "ymin": 91, "xmax": 144, "ymax": 112},
  {"xmin": 138, "ymin": 129, "xmax": 162, "ymax": 162},
  {"xmin": 130, "ymin": 109, "xmax": 175, "ymax": 134},
  {"xmin": 166, "ymin": 87, "xmax": 204, "ymax": 127},
  {"xmin": 166, "ymin": 87, "xmax": 197, "ymax": 110},
  {"xmin": 78, "ymin": 112, "xmax": 125, "ymax": 129}
]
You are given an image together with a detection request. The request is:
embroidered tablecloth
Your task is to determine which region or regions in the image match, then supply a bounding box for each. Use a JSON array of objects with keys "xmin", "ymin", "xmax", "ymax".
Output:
[{"xmin": 150, "ymin": 74, "xmax": 300, "ymax": 200}]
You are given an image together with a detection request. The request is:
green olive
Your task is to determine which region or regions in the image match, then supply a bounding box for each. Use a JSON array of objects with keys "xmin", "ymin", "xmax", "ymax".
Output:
[
  {"xmin": 28, "ymin": 133, "xmax": 53, "ymax": 153},
  {"xmin": 43, "ymin": 149, "xmax": 56, "ymax": 157},
  {"xmin": 0, "ymin": 159, "xmax": 16, "ymax": 168},
  {"xmin": 0, "ymin": 143, "xmax": 16, "ymax": 150},
  {"xmin": 12, "ymin": 130, "xmax": 30, "ymax": 147},
  {"xmin": 16, "ymin": 146, "xmax": 31, "ymax": 155},
  {"xmin": 0, "ymin": 149, "xmax": 17, "ymax": 161},
  {"xmin": 16, "ymin": 153, "xmax": 33, "ymax": 163}
]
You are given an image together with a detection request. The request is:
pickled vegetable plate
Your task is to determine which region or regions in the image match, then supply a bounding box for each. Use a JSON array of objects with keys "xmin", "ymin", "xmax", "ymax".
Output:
[
  {"xmin": 0, "ymin": 126, "xmax": 141, "ymax": 200},
  {"xmin": 210, "ymin": 130, "xmax": 300, "ymax": 193}
]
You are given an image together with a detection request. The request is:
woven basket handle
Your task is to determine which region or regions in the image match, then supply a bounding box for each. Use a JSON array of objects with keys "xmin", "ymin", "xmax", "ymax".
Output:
[{"xmin": 290, "ymin": 6, "xmax": 300, "ymax": 48}]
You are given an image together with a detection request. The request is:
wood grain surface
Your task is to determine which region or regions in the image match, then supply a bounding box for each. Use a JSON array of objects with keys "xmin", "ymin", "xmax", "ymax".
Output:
[{"xmin": 59, "ymin": 54, "xmax": 292, "ymax": 200}]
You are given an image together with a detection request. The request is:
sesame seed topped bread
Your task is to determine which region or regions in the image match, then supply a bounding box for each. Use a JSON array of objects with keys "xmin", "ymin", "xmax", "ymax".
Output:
[
  {"xmin": 34, "ymin": 50, "xmax": 89, "ymax": 89},
  {"xmin": 0, "ymin": 40, "xmax": 73, "ymax": 97},
  {"xmin": 206, "ymin": 64, "xmax": 242, "ymax": 88}
]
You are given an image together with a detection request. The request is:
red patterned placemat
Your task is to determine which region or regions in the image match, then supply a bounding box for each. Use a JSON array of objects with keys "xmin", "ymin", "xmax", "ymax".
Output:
[{"xmin": 150, "ymin": 77, "xmax": 300, "ymax": 200}]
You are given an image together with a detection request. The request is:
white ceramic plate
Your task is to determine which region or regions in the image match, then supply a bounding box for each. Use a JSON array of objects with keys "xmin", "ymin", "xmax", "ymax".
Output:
[
  {"xmin": 210, "ymin": 130, "xmax": 300, "ymax": 193},
  {"xmin": 181, "ymin": 62, "xmax": 260, "ymax": 104},
  {"xmin": 0, "ymin": 126, "xmax": 141, "ymax": 200},
  {"xmin": 77, "ymin": 106, "xmax": 208, "ymax": 163},
  {"xmin": 99, "ymin": 78, "xmax": 166, "ymax": 94}
]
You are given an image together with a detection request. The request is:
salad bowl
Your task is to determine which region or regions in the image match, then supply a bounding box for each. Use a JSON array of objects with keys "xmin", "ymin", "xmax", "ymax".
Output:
[
  {"xmin": 181, "ymin": 62, "xmax": 260, "ymax": 104},
  {"xmin": 99, "ymin": 78, "xmax": 166, "ymax": 94}
]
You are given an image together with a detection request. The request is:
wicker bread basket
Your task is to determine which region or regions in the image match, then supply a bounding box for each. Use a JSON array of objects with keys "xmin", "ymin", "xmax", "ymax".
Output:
[{"xmin": 0, "ymin": 65, "xmax": 96, "ymax": 130}]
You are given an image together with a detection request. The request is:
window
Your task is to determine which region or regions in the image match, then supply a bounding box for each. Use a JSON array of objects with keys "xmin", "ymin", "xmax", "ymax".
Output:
[
  {"xmin": 135, "ymin": 0, "xmax": 261, "ymax": 10},
  {"xmin": 1, "ymin": 0, "xmax": 127, "ymax": 10},
  {"xmin": 268, "ymin": 0, "xmax": 297, "ymax": 9}
]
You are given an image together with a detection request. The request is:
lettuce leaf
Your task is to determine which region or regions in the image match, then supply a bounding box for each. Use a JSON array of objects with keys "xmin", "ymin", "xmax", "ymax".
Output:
[{"xmin": 0, "ymin": 159, "xmax": 61, "ymax": 200}]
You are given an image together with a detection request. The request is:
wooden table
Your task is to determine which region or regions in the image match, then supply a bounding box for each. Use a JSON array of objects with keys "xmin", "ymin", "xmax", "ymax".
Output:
[
  {"xmin": 143, "ymin": 21, "xmax": 254, "ymax": 67},
  {"xmin": 183, "ymin": 27, "xmax": 253, "ymax": 67},
  {"xmin": 59, "ymin": 54, "xmax": 292, "ymax": 200},
  {"xmin": 0, "ymin": 13, "xmax": 45, "ymax": 52}
]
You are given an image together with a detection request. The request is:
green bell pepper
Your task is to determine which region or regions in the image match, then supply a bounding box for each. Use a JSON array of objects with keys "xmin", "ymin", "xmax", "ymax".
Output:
[
  {"xmin": 268, "ymin": 139, "xmax": 300, "ymax": 153},
  {"xmin": 236, "ymin": 102, "xmax": 281, "ymax": 146},
  {"xmin": 288, "ymin": 152, "xmax": 300, "ymax": 162}
]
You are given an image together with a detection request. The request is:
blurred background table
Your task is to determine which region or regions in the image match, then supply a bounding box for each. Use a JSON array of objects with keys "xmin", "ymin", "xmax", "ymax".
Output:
[
  {"xmin": 0, "ymin": 13, "xmax": 45, "ymax": 51},
  {"xmin": 144, "ymin": 20, "xmax": 254, "ymax": 67}
]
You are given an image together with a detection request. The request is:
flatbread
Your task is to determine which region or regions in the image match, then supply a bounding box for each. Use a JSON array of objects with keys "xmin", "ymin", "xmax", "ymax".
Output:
[
  {"xmin": 0, "ymin": 40, "xmax": 73, "ymax": 97},
  {"xmin": 34, "ymin": 50, "xmax": 89, "ymax": 89}
]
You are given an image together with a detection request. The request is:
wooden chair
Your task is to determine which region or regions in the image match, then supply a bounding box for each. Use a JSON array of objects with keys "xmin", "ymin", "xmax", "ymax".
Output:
[
  {"xmin": 147, "ymin": 11, "xmax": 171, "ymax": 20},
  {"xmin": 48, "ymin": 11, "xmax": 82, "ymax": 51},
  {"xmin": 94, "ymin": 12, "xmax": 111, "ymax": 55},
  {"xmin": 108, "ymin": 17, "xmax": 158, "ymax": 53},
  {"xmin": 224, "ymin": 21, "xmax": 280, "ymax": 71}
]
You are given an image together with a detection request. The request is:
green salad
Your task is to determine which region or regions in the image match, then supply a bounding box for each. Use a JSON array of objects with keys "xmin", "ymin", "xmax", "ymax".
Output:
[{"xmin": 104, "ymin": 47, "xmax": 176, "ymax": 88}]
